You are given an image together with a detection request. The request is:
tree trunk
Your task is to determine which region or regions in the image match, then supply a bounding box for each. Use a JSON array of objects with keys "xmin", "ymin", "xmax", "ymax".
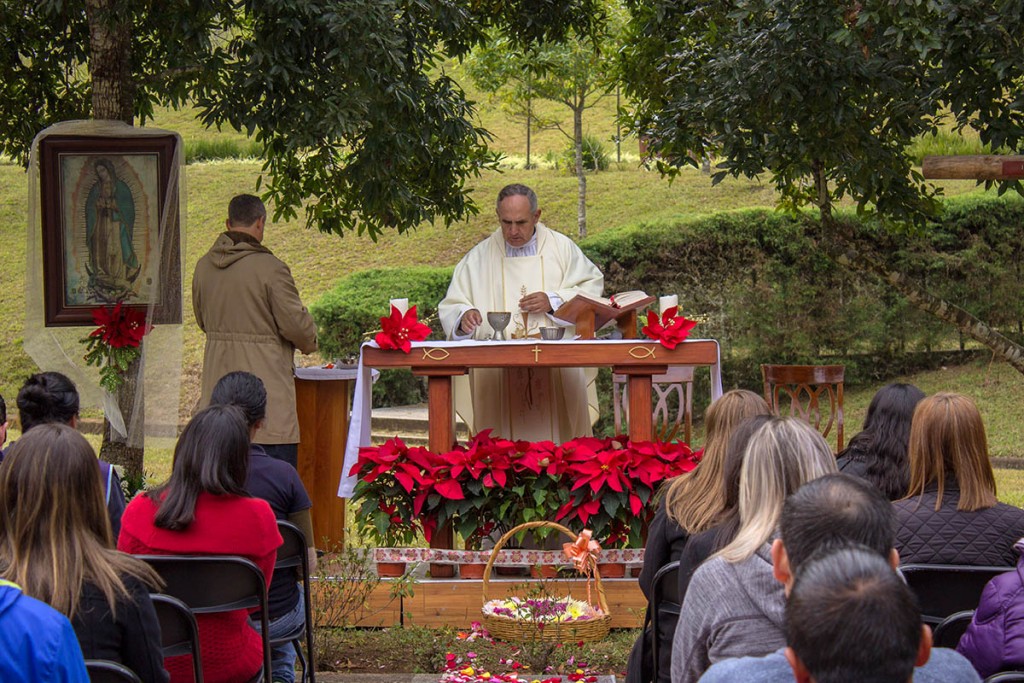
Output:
[
  {"xmin": 817, "ymin": 218, "xmax": 1024, "ymax": 375},
  {"xmin": 98, "ymin": 357, "xmax": 145, "ymax": 484},
  {"xmin": 574, "ymin": 102, "xmax": 587, "ymax": 238},
  {"xmin": 85, "ymin": 0, "xmax": 134, "ymax": 122}
]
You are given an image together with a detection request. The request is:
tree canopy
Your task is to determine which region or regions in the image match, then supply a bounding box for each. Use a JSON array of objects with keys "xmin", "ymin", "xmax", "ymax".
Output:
[{"xmin": 0, "ymin": 0, "xmax": 603, "ymax": 239}]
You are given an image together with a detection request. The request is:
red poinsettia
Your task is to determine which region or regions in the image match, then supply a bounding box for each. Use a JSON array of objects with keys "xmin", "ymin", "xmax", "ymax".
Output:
[
  {"xmin": 375, "ymin": 304, "xmax": 431, "ymax": 353},
  {"xmin": 641, "ymin": 306, "xmax": 698, "ymax": 349},
  {"xmin": 89, "ymin": 302, "xmax": 151, "ymax": 348}
]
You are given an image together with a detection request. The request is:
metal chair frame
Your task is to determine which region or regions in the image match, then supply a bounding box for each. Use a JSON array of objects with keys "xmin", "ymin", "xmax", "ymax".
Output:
[
  {"xmin": 151, "ymin": 592, "xmax": 204, "ymax": 683},
  {"xmin": 138, "ymin": 555, "xmax": 272, "ymax": 683},
  {"xmin": 650, "ymin": 561, "xmax": 681, "ymax": 683},
  {"xmin": 272, "ymin": 520, "xmax": 317, "ymax": 683},
  {"xmin": 899, "ymin": 563, "xmax": 1012, "ymax": 626},
  {"xmin": 84, "ymin": 659, "xmax": 142, "ymax": 683}
]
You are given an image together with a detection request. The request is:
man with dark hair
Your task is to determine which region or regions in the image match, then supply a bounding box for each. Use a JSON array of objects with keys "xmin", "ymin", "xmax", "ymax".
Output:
[
  {"xmin": 193, "ymin": 194, "xmax": 318, "ymax": 467},
  {"xmin": 785, "ymin": 546, "xmax": 926, "ymax": 683},
  {"xmin": 210, "ymin": 370, "xmax": 315, "ymax": 683},
  {"xmin": 697, "ymin": 474, "xmax": 979, "ymax": 682},
  {"xmin": 437, "ymin": 183, "xmax": 604, "ymax": 442}
]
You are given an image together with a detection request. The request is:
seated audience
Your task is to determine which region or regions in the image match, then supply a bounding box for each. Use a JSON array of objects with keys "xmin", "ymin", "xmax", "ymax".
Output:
[
  {"xmin": 211, "ymin": 371, "xmax": 316, "ymax": 683},
  {"xmin": 0, "ymin": 424, "xmax": 167, "ymax": 682},
  {"xmin": 697, "ymin": 474, "xmax": 980, "ymax": 683},
  {"xmin": 957, "ymin": 536, "xmax": 1024, "ymax": 677},
  {"xmin": 670, "ymin": 417, "xmax": 837, "ymax": 683},
  {"xmin": 629, "ymin": 389, "xmax": 771, "ymax": 683},
  {"xmin": 0, "ymin": 578, "xmax": 90, "ymax": 682},
  {"xmin": 836, "ymin": 382, "xmax": 925, "ymax": 500},
  {"xmin": 894, "ymin": 392, "xmax": 1024, "ymax": 566},
  {"xmin": 118, "ymin": 405, "xmax": 282, "ymax": 683},
  {"xmin": 13, "ymin": 371, "xmax": 126, "ymax": 537}
]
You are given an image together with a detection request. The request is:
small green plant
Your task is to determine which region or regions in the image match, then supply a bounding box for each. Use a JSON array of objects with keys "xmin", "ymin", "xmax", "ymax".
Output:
[{"xmin": 561, "ymin": 135, "xmax": 610, "ymax": 173}]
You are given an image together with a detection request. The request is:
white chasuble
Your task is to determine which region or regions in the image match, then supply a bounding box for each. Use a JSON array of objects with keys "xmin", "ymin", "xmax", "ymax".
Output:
[{"xmin": 438, "ymin": 223, "xmax": 604, "ymax": 443}]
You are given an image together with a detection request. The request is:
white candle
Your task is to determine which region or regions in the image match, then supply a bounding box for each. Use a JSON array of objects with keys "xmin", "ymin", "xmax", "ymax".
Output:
[
  {"xmin": 659, "ymin": 295, "xmax": 678, "ymax": 315},
  {"xmin": 390, "ymin": 298, "xmax": 409, "ymax": 315}
]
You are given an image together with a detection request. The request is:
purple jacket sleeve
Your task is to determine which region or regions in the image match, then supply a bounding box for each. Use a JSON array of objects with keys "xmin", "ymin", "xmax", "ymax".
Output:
[{"xmin": 957, "ymin": 570, "xmax": 1022, "ymax": 678}]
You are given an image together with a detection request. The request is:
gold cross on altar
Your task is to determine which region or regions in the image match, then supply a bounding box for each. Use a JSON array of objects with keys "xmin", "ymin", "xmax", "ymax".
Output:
[{"xmin": 531, "ymin": 345, "xmax": 542, "ymax": 362}]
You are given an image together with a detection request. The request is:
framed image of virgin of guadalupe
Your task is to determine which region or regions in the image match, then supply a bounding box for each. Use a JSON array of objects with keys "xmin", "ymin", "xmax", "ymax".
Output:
[{"xmin": 38, "ymin": 135, "xmax": 182, "ymax": 326}]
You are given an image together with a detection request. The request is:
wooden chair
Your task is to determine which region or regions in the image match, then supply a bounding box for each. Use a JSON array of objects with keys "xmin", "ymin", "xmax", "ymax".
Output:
[
  {"xmin": 84, "ymin": 660, "xmax": 142, "ymax": 683},
  {"xmin": 613, "ymin": 366, "xmax": 695, "ymax": 444},
  {"xmin": 899, "ymin": 564, "xmax": 1012, "ymax": 626},
  {"xmin": 651, "ymin": 561, "xmax": 682, "ymax": 683},
  {"xmin": 761, "ymin": 364, "xmax": 845, "ymax": 451},
  {"xmin": 151, "ymin": 593, "xmax": 203, "ymax": 683},
  {"xmin": 273, "ymin": 520, "xmax": 317, "ymax": 683},
  {"xmin": 933, "ymin": 609, "xmax": 975, "ymax": 649},
  {"xmin": 138, "ymin": 555, "xmax": 272, "ymax": 683}
]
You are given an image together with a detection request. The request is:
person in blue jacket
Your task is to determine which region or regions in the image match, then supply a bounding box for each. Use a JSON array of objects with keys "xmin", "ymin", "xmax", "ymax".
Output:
[{"xmin": 0, "ymin": 579, "xmax": 89, "ymax": 682}]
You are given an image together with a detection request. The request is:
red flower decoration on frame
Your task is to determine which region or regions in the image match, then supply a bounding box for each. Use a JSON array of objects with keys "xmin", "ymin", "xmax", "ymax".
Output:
[
  {"xmin": 89, "ymin": 302, "xmax": 150, "ymax": 348},
  {"xmin": 641, "ymin": 306, "xmax": 697, "ymax": 349},
  {"xmin": 375, "ymin": 304, "xmax": 431, "ymax": 353}
]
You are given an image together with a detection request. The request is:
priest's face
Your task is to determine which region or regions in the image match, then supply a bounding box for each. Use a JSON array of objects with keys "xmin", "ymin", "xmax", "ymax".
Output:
[{"xmin": 497, "ymin": 194, "xmax": 540, "ymax": 247}]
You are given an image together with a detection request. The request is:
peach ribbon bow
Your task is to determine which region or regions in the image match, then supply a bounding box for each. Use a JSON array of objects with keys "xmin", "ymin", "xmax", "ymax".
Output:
[{"xmin": 563, "ymin": 529, "xmax": 602, "ymax": 605}]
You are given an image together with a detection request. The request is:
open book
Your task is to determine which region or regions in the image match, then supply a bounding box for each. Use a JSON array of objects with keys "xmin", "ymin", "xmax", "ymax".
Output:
[{"xmin": 554, "ymin": 290, "xmax": 656, "ymax": 336}]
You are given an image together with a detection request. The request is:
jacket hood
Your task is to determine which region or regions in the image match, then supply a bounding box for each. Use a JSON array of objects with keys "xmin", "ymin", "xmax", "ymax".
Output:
[
  {"xmin": 206, "ymin": 232, "xmax": 272, "ymax": 269},
  {"xmin": 728, "ymin": 543, "xmax": 786, "ymax": 626}
]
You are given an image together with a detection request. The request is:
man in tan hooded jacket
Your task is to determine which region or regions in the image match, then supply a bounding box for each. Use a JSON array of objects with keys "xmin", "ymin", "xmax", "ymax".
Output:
[{"xmin": 192, "ymin": 194, "xmax": 318, "ymax": 466}]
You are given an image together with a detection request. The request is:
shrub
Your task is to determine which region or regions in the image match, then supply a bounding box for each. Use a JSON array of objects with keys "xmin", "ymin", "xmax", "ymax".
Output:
[{"xmin": 561, "ymin": 134, "xmax": 610, "ymax": 173}]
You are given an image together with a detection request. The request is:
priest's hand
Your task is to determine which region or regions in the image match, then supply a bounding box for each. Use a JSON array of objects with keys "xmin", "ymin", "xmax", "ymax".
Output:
[
  {"xmin": 519, "ymin": 291, "xmax": 553, "ymax": 313},
  {"xmin": 460, "ymin": 309, "xmax": 483, "ymax": 334}
]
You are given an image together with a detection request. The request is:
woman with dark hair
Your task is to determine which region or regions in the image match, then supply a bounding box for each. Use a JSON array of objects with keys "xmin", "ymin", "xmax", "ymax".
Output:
[
  {"xmin": 119, "ymin": 405, "xmax": 282, "ymax": 683},
  {"xmin": 836, "ymin": 383, "xmax": 925, "ymax": 500},
  {"xmin": 0, "ymin": 424, "xmax": 166, "ymax": 682},
  {"xmin": 11, "ymin": 371, "xmax": 126, "ymax": 537},
  {"xmin": 893, "ymin": 392, "xmax": 1024, "ymax": 566}
]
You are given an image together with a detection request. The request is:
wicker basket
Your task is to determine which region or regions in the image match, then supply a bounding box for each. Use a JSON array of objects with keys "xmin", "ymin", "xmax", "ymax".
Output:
[{"xmin": 481, "ymin": 521, "xmax": 611, "ymax": 643}]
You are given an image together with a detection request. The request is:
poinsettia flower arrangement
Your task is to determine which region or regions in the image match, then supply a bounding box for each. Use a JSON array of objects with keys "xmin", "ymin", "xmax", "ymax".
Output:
[
  {"xmin": 351, "ymin": 431, "xmax": 699, "ymax": 549},
  {"xmin": 641, "ymin": 305, "xmax": 697, "ymax": 349},
  {"xmin": 375, "ymin": 304, "xmax": 432, "ymax": 353},
  {"xmin": 81, "ymin": 302, "xmax": 152, "ymax": 391}
]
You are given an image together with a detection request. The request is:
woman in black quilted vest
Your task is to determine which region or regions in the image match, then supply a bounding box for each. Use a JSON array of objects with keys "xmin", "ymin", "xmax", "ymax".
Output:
[{"xmin": 893, "ymin": 392, "xmax": 1024, "ymax": 567}]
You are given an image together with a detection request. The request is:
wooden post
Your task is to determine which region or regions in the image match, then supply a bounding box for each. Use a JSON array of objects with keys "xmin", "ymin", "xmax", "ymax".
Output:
[
  {"xmin": 295, "ymin": 376, "xmax": 350, "ymax": 549},
  {"xmin": 416, "ymin": 368, "xmax": 466, "ymax": 578},
  {"xmin": 575, "ymin": 308, "xmax": 596, "ymax": 339},
  {"xmin": 616, "ymin": 310, "xmax": 639, "ymax": 339},
  {"xmin": 922, "ymin": 155, "xmax": 1024, "ymax": 180}
]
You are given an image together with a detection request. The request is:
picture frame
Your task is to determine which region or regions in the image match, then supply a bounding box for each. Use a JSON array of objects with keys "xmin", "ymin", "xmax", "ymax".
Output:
[{"xmin": 38, "ymin": 134, "xmax": 182, "ymax": 326}]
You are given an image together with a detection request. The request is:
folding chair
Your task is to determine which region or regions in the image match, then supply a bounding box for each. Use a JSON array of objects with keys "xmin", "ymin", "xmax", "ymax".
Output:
[
  {"xmin": 932, "ymin": 609, "xmax": 975, "ymax": 649},
  {"xmin": 986, "ymin": 673, "xmax": 1024, "ymax": 683},
  {"xmin": 84, "ymin": 659, "xmax": 142, "ymax": 683},
  {"xmin": 138, "ymin": 555, "xmax": 271, "ymax": 682},
  {"xmin": 273, "ymin": 520, "xmax": 317, "ymax": 683},
  {"xmin": 899, "ymin": 563, "xmax": 1011, "ymax": 626},
  {"xmin": 151, "ymin": 593, "xmax": 203, "ymax": 683},
  {"xmin": 651, "ymin": 561, "xmax": 681, "ymax": 683}
]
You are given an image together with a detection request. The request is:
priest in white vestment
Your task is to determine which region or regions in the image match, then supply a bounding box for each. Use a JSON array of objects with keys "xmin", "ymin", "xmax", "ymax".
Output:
[{"xmin": 438, "ymin": 184, "xmax": 604, "ymax": 443}]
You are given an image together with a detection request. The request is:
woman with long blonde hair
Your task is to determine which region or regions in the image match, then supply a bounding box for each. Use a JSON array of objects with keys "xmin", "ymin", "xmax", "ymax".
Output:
[
  {"xmin": 628, "ymin": 390, "xmax": 770, "ymax": 683},
  {"xmin": 0, "ymin": 423, "xmax": 167, "ymax": 682},
  {"xmin": 671, "ymin": 417, "xmax": 837, "ymax": 683},
  {"xmin": 894, "ymin": 392, "xmax": 1024, "ymax": 566}
]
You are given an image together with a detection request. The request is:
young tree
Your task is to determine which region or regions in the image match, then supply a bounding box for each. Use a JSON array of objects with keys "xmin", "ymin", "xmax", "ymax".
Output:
[
  {"xmin": 464, "ymin": 2, "xmax": 626, "ymax": 238},
  {"xmin": 621, "ymin": 0, "xmax": 1024, "ymax": 373}
]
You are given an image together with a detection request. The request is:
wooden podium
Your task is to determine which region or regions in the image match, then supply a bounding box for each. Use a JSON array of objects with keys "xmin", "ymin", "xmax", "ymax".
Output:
[
  {"xmin": 553, "ymin": 293, "xmax": 656, "ymax": 339},
  {"xmin": 295, "ymin": 367, "xmax": 355, "ymax": 549}
]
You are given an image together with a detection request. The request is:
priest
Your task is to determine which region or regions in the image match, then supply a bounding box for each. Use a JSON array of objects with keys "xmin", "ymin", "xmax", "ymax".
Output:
[{"xmin": 438, "ymin": 184, "xmax": 604, "ymax": 442}]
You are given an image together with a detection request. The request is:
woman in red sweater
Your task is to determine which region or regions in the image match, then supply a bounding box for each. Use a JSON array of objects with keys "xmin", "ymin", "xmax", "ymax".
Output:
[{"xmin": 119, "ymin": 405, "xmax": 282, "ymax": 683}]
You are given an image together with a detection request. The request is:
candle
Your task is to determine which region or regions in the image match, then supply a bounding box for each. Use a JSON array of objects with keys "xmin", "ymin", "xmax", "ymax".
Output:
[
  {"xmin": 659, "ymin": 295, "xmax": 678, "ymax": 315},
  {"xmin": 390, "ymin": 298, "xmax": 409, "ymax": 315}
]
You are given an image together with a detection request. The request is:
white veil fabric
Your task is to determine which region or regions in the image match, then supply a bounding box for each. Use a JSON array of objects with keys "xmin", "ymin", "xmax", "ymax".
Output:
[{"xmin": 25, "ymin": 120, "xmax": 185, "ymax": 446}]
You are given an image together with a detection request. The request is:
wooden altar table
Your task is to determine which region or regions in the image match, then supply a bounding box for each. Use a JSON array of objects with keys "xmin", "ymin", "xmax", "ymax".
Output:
[{"xmin": 339, "ymin": 338, "xmax": 722, "ymax": 575}]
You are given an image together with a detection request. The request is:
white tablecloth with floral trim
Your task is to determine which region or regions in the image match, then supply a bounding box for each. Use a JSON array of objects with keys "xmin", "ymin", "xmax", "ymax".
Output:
[{"xmin": 374, "ymin": 547, "xmax": 645, "ymax": 566}]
